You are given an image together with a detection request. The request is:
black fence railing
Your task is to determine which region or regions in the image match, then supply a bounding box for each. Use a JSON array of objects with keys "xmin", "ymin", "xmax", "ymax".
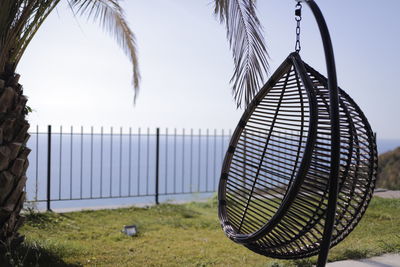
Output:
[{"xmin": 25, "ymin": 126, "xmax": 232, "ymax": 210}]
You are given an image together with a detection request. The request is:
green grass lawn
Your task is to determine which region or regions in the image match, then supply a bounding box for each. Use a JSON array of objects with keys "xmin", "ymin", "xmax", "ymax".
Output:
[{"xmin": 2, "ymin": 197, "xmax": 399, "ymax": 267}]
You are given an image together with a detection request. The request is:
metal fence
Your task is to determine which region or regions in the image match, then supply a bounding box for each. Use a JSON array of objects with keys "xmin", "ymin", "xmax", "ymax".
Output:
[{"xmin": 25, "ymin": 126, "xmax": 232, "ymax": 210}]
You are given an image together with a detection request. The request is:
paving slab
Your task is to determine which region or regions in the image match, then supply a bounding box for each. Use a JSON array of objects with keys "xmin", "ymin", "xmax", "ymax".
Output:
[
  {"xmin": 374, "ymin": 190, "xmax": 400, "ymax": 199},
  {"xmin": 327, "ymin": 253, "xmax": 400, "ymax": 267}
]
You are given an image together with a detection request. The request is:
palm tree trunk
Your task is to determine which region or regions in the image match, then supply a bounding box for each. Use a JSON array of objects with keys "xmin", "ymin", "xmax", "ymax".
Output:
[{"xmin": 0, "ymin": 72, "xmax": 30, "ymax": 248}]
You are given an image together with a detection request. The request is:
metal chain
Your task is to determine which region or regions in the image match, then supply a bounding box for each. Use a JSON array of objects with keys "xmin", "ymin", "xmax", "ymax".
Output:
[{"xmin": 295, "ymin": 2, "xmax": 302, "ymax": 53}]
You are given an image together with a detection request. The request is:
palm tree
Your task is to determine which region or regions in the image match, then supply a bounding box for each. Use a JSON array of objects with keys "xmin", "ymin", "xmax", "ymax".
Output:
[{"xmin": 0, "ymin": 0, "xmax": 268, "ymax": 247}]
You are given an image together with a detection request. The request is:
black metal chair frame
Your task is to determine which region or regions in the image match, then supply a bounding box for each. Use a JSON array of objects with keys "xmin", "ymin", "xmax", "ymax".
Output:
[{"xmin": 217, "ymin": 1, "xmax": 378, "ymax": 266}]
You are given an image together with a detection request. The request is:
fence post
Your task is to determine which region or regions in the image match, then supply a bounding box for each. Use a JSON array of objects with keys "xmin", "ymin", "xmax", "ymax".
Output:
[
  {"xmin": 155, "ymin": 127, "xmax": 160, "ymax": 205},
  {"xmin": 47, "ymin": 125, "xmax": 52, "ymax": 211}
]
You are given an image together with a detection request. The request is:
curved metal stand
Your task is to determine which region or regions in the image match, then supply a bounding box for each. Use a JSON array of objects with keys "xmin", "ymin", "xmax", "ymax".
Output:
[{"xmin": 301, "ymin": 1, "xmax": 340, "ymax": 266}]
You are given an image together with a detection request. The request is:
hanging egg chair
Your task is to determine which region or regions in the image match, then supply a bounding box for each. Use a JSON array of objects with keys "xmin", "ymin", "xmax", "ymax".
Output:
[{"xmin": 217, "ymin": 0, "xmax": 378, "ymax": 265}]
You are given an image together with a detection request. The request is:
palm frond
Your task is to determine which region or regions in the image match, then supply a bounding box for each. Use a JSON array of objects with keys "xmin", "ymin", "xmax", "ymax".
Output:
[
  {"xmin": 68, "ymin": 0, "xmax": 140, "ymax": 100},
  {"xmin": 14, "ymin": 1, "xmax": 60, "ymax": 66},
  {"xmin": 214, "ymin": 0, "xmax": 269, "ymax": 108},
  {"xmin": 0, "ymin": 0, "xmax": 60, "ymax": 74}
]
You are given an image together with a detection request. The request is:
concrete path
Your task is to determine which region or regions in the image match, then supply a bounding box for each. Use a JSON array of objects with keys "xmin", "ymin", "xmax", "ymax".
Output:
[
  {"xmin": 326, "ymin": 190, "xmax": 400, "ymax": 266},
  {"xmin": 374, "ymin": 189, "xmax": 400, "ymax": 199},
  {"xmin": 46, "ymin": 189, "xmax": 399, "ymax": 213},
  {"xmin": 38, "ymin": 189, "xmax": 397, "ymax": 213},
  {"xmin": 327, "ymin": 253, "xmax": 400, "ymax": 267}
]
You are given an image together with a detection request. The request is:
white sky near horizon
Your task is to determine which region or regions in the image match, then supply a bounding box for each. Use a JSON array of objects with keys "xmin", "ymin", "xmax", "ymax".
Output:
[{"xmin": 16, "ymin": 0, "xmax": 400, "ymax": 139}]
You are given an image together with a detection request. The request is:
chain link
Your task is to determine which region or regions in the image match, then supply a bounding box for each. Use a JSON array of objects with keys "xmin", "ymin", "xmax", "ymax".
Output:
[{"xmin": 295, "ymin": 3, "xmax": 302, "ymax": 53}]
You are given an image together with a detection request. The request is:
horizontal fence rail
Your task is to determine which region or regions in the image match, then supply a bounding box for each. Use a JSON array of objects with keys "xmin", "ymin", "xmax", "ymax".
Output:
[{"xmin": 25, "ymin": 126, "xmax": 232, "ymax": 210}]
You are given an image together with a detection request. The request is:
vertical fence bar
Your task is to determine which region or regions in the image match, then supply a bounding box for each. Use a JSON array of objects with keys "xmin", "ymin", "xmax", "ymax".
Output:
[
  {"xmin": 70, "ymin": 126, "xmax": 73, "ymax": 199},
  {"xmin": 137, "ymin": 127, "xmax": 141, "ymax": 195},
  {"xmin": 155, "ymin": 127, "xmax": 160, "ymax": 204},
  {"xmin": 173, "ymin": 128, "xmax": 177, "ymax": 194},
  {"xmin": 146, "ymin": 128, "xmax": 150, "ymax": 195},
  {"xmin": 164, "ymin": 128, "xmax": 168, "ymax": 194},
  {"xmin": 80, "ymin": 126, "xmax": 83, "ymax": 199},
  {"xmin": 58, "ymin": 126, "xmax": 62, "ymax": 200},
  {"xmin": 100, "ymin": 126, "xmax": 104, "ymax": 197},
  {"xmin": 206, "ymin": 129, "xmax": 209, "ymax": 191},
  {"xmin": 110, "ymin": 127, "xmax": 113, "ymax": 197},
  {"xmin": 198, "ymin": 129, "xmax": 201, "ymax": 192},
  {"xmin": 213, "ymin": 128, "xmax": 217, "ymax": 190},
  {"xmin": 35, "ymin": 125, "xmax": 39, "ymax": 201},
  {"xmin": 90, "ymin": 126, "xmax": 93, "ymax": 198},
  {"xmin": 190, "ymin": 128, "xmax": 193, "ymax": 193},
  {"xmin": 165, "ymin": 128, "xmax": 168, "ymax": 194},
  {"xmin": 119, "ymin": 127, "xmax": 123, "ymax": 197},
  {"xmin": 47, "ymin": 125, "xmax": 51, "ymax": 211},
  {"xmin": 182, "ymin": 128, "xmax": 185, "ymax": 193},
  {"xmin": 128, "ymin": 127, "xmax": 132, "ymax": 196}
]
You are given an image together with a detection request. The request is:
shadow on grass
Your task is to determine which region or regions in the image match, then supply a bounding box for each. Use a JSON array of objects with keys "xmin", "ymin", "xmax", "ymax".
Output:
[
  {"xmin": 0, "ymin": 241, "xmax": 80, "ymax": 267},
  {"xmin": 24, "ymin": 210, "xmax": 68, "ymax": 229},
  {"xmin": 340, "ymin": 248, "xmax": 369, "ymax": 260}
]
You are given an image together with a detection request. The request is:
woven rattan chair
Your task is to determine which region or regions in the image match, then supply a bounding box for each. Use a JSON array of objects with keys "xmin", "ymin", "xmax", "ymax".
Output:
[{"xmin": 218, "ymin": 1, "xmax": 377, "ymax": 265}]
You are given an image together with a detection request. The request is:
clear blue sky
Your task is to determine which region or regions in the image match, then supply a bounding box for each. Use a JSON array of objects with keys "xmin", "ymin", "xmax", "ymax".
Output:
[{"xmin": 17, "ymin": 0, "xmax": 400, "ymax": 139}]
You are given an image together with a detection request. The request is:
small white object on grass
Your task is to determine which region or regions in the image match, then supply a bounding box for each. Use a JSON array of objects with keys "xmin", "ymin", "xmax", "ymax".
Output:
[{"xmin": 122, "ymin": 225, "xmax": 137, "ymax": 236}]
